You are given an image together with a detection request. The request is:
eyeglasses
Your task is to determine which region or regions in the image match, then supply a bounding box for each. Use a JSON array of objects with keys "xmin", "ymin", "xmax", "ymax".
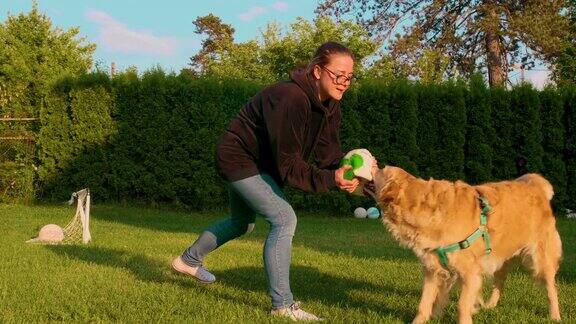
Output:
[{"xmin": 321, "ymin": 66, "xmax": 354, "ymax": 85}]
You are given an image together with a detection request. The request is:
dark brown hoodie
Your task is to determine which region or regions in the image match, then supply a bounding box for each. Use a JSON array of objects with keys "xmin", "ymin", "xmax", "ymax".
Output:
[{"xmin": 215, "ymin": 69, "xmax": 343, "ymax": 193}]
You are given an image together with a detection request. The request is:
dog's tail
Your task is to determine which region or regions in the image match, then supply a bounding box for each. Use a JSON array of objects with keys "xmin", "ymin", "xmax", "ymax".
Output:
[{"xmin": 515, "ymin": 173, "xmax": 554, "ymax": 201}]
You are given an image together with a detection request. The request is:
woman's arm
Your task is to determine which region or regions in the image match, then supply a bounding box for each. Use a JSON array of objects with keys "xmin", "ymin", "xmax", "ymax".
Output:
[{"xmin": 263, "ymin": 92, "xmax": 337, "ymax": 193}]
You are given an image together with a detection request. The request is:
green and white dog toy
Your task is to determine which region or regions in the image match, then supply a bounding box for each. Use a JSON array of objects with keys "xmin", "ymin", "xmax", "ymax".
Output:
[{"xmin": 340, "ymin": 148, "xmax": 375, "ymax": 196}]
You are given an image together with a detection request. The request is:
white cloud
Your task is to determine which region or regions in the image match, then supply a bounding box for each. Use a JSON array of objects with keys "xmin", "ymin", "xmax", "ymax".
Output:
[
  {"xmin": 238, "ymin": 6, "xmax": 268, "ymax": 22},
  {"xmin": 237, "ymin": 3, "xmax": 290, "ymax": 22},
  {"xmin": 528, "ymin": 70, "xmax": 552, "ymax": 90},
  {"xmin": 86, "ymin": 9, "xmax": 178, "ymax": 56},
  {"xmin": 272, "ymin": 2, "xmax": 289, "ymax": 11}
]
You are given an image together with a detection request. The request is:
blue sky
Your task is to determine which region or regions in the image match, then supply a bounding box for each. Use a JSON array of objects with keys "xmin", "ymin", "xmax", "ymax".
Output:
[
  {"xmin": 1, "ymin": 0, "xmax": 317, "ymax": 73},
  {"xmin": 1, "ymin": 0, "xmax": 551, "ymax": 88}
]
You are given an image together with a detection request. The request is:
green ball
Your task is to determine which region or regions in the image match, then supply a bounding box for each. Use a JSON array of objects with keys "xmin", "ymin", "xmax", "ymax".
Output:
[
  {"xmin": 340, "ymin": 153, "xmax": 365, "ymax": 180},
  {"xmin": 349, "ymin": 154, "xmax": 364, "ymax": 169}
]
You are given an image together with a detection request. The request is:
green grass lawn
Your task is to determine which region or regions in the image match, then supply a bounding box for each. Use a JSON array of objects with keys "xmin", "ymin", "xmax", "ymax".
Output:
[{"xmin": 0, "ymin": 203, "xmax": 575, "ymax": 323}]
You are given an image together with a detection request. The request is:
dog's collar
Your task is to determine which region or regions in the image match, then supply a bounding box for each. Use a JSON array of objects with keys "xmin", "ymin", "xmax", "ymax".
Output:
[{"xmin": 434, "ymin": 195, "xmax": 493, "ymax": 269}]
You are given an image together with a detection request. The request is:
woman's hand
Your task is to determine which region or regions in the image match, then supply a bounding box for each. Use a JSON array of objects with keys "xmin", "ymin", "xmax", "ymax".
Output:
[{"xmin": 335, "ymin": 165, "xmax": 359, "ymax": 193}]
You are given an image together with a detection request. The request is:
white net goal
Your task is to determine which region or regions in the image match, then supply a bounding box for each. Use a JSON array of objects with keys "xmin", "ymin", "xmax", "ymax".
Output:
[{"xmin": 27, "ymin": 188, "xmax": 91, "ymax": 244}]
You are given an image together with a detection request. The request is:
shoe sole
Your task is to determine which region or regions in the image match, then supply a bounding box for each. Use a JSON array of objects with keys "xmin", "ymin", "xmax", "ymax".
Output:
[{"xmin": 171, "ymin": 261, "xmax": 215, "ymax": 284}]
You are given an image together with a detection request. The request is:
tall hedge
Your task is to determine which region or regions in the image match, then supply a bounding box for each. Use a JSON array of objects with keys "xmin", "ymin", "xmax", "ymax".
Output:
[
  {"xmin": 539, "ymin": 87, "xmax": 567, "ymax": 212},
  {"xmin": 417, "ymin": 81, "xmax": 466, "ymax": 181},
  {"xmin": 564, "ymin": 87, "xmax": 576, "ymax": 211},
  {"xmin": 416, "ymin": 83, "xmax": 441, "ymax": 179},
  {"xmin": 386, "ymin": 79, "xmax": 419, "ymax": 174},
  {"xmin": 38, "ymin": 71, "xmax": 263, "ymax": 208},
  {"xmin": 490, "ymin": 86, "xmax": 516, "ymax": 180},
  {"xmin": 38, "ymin": 75, "xmax": 114, "ymax": 200},
  {"xmin": 34, "ymin": 72, "xmax": 575, "ymax": 215},
  {"xmin": 357, "ymin": 80, "xmax": 390, "ymax": 163},
  {"xmin": 509, "ymin": 84, "xmax": 544, "ymax": 175},
  {"xmin": 464, "ymin": 75, "xmax": 494, "ymax": 184}
]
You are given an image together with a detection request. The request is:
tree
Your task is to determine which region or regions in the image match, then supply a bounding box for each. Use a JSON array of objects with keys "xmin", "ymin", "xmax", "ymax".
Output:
[
  {"xmin": 261, "ymin": 17, "xmax": 379, "ymax": 80},
  {"xmin": 317, "ymin": 0, "xmax": 571, "ymax": 87},
  {"xmin": 187, "ymin": 15, "xmax": 380, "ymax": 82},
  {"xmin": 0, "ymin": 1, "xmax": 95, "ymax": 117},
  {"xmin": 554, "ymin": 45, "xmax": 576, "ymax": 86},
  {"xmin": 0, "ymin": 2, "xmax": 95, "ymax": 202},
  {"xmin": 553, "ymin": 1, "xmax": 576, "ymax": 85},
  {"xmin": 361, "ymin": 55, "xmax": 405, "ymax": 81},
  {"xmin": 415, "ymin": 49, "xmax": 450, "ymax": 84},
  {"xmin": 189, "ymin": 14, "xmax": 235, "ymax": 74},
  {"xmin": 188, "ymin": 14, "xmax": 278, "ymax": 82}
]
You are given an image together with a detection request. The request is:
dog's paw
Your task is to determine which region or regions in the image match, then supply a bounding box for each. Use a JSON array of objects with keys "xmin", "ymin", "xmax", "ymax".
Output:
[
  {"xmin": 483, "ymin": 293, "xmax": 500, "ymax": 309},
  {"xmin": 483, "ymin": 300, "xmax": 498, "ymax": 309},
  {"xmin": 473, "ymin": 297, "xmax": 485, "ymax": 312}
]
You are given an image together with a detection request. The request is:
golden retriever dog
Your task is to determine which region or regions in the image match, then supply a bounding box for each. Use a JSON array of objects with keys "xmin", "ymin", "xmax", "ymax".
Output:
[{"xmin": 369, "ymin": 165, "xmax": 562, "ymax": 324}]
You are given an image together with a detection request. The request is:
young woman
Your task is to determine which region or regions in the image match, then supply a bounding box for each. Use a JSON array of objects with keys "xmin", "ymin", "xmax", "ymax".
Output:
[{"xmin": 172, "ymin": 42, "xmax": 358, "ymax": 321}]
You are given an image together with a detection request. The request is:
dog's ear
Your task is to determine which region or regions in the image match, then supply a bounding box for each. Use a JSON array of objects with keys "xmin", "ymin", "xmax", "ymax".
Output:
[
  {"xmin": 386, "ymin": 166, "xmax": 405, "ymax": 178},
  {"xmin": 379, "ymin": 182, "xmax": 401, "ymax": 203},
  {"xmin": 475, "ymin": 185, "xmax": 500, "ymax": 207},
  {"xmin": 375, "ymin": 167, "xmax": 402, "ymax": 203},
  {"xmin": 386, "ymin": 166, "xmax": 416, "ymax": 184}
]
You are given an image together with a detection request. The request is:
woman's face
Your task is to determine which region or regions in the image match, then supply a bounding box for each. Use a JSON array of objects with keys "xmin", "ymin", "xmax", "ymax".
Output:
[{"xmin": 314, "ymin": 54, "xmax": 354, "ymax": 102}]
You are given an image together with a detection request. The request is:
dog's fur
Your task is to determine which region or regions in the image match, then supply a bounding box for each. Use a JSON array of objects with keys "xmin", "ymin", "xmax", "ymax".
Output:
[{"xmin": 370, "ymin": 166, "xmax": 562, "ymax": 324}]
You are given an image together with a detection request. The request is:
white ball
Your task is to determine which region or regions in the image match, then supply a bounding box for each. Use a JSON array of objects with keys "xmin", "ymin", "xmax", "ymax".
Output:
[
  {"xmin": 367, "ymin": 207, "xmax": 380, "ymax": 219},
  {"xmin": 37, "ymin": 224, "xmax": 64, "ymax": 242},
  {"xmin": 354, "ymin": 207, "xmax": 367, "ymax": 218}
]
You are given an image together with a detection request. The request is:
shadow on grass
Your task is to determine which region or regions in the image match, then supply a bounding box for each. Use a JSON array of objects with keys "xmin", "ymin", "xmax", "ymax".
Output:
[
  {"xmin": 41, "ymin": 244, "xmax": 570, "ymax": 322},
  {"xmin": 557, "ymin": 259, "xmax": 576, "ymax": 285},
  {"xmin": 44, "ymin": 244, "xmax": 417, "ymax": 321},
  {"xmin": 556, "ymin": 219, "xmax": 576, "ymax": 284},
  {"xmin": 213, "ymin": 265, "xmax": 419, "ymax": 322},
  {"xmin": 45, "ymin": 245, "xmax": 207, "ymax": 291},
  {"xmin": 214, "ymin": 265, "xmax": 569, "ymax": 323},
  {"xmin": 88, "ymin": 206, "xmax": 574, "ymax": 284},
  {"xmin": 91, "ymin": 206, "xmax": 417, "ymax": 262},
  {"xmin": 90, "ymin": 205, "xmax": 216, "ymax": 234}
]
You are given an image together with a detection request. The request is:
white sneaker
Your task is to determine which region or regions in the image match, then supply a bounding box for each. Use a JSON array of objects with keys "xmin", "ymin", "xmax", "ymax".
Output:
[
  {"xmin": 171, "ymin": 256, "xmax": 216, "ymax": 283},
  {"xmin": 271, "ymin": 302, "xmax": 323, "ymax": 321}
]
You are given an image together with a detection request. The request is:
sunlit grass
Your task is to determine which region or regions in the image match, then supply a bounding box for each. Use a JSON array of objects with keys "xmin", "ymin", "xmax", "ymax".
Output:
[{"xmin": 0, "ymin": 203, "xmax": 574, "ymax": 323}]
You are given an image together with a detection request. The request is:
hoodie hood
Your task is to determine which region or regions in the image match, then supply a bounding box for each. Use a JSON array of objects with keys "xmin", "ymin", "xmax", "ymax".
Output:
[{"xmin": 290, "ymin": 68, "xmax": 338, "ymax": 116}]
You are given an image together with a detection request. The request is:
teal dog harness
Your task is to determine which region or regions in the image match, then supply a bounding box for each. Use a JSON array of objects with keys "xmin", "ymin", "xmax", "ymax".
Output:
[{"xmin": 434, "ymin": 196, "xmax": 492, "ymax": 268}]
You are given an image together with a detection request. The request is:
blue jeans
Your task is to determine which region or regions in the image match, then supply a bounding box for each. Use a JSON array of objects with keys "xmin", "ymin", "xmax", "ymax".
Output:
[{"xmin": 181, "ymin": 174, "xmax": 297, "ymax": 309}]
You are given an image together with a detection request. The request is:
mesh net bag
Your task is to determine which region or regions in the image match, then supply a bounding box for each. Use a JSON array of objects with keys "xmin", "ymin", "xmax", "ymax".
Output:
[{"xmin": 27, "ymin": 188, "xmax": 91, "ymax": 244}]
